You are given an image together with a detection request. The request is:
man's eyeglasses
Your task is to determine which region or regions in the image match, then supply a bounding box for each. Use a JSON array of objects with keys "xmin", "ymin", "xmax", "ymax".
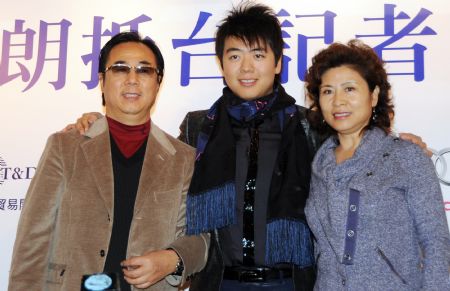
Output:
[{"xmin": 104, "ymin": 63, "xmax": 160, "ymax": 78}]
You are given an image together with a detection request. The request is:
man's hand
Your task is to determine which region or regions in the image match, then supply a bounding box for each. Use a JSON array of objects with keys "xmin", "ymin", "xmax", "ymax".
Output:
[
  {"xmin": 399, "ymin": 132, "xmax": 432, "ymax": 157},
  {"xmin": 121, "ymin": 249, "xmax": 179, "ymax": 289},
  {"xmin": 61, "ymin": 112, "xmax": 102, "ymax": 134}
]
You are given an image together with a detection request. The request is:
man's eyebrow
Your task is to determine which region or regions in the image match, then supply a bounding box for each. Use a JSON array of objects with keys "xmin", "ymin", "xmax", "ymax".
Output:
[
  {"xmin": 250, "ymin": 47, "xmax": 266, "ymax": 52},
  {"xmin": 111, "ymin": 60, "xmax": 153, "ymax": 65},
  {"xmin": 225, "ymin": 47, "xmax": 242, "ymax": 54},
  {"xmin": 225, "ymin": 47, "xmax": 267, "ymax": 54},
  {"xmin": 138, "ymin": 61, "xmax": 152, "ymax": 65}
]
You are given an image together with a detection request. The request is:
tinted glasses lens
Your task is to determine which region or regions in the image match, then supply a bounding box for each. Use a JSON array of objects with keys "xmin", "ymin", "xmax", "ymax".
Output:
[
  {"xmin": 136, "ymin": 66, "xmax": 155, "ymax": 75},
  {"xmin": 110, "ymin": 64, "xmax": 131, "ymax": 74}
]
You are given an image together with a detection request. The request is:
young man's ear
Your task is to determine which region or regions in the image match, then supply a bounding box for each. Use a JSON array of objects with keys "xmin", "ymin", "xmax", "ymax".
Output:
[
  {"xmin": 275, "ymin": 57, "xmax": 282, "ymax": 74},
  {"xmin": 217, "ymin": 55, "xmax": 225, "ymax": 70}
]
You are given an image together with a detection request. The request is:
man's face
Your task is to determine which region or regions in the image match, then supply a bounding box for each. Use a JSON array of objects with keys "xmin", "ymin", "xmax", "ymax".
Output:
[
  {"xmin": 221, "ymin": 37, "xmax": 281, "ymax": 101},
  {"xmin": 99, "ymin": 42, "xmax": 160, "ymax": 125}
]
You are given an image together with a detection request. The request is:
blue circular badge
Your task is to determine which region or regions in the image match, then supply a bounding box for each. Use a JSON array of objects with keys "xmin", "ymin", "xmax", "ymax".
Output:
[{"xmin": 83, "ymin": 273, "xmax": 113, "ymax": 290}]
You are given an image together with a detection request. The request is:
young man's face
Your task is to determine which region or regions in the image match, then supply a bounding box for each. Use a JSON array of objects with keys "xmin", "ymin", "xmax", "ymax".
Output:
[
  {"xmin": 99, "ymin": 42, "xmax": 160, "ymax": 125},
  {"xmin": 221, "ymin": 37, "xmax": 281, "ymax": 101}
]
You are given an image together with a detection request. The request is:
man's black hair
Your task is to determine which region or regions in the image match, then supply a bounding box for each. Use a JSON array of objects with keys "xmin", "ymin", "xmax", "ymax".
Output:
[{"xmin": 98, "ymin": 31, "xmax": 164, "ymax": 105}]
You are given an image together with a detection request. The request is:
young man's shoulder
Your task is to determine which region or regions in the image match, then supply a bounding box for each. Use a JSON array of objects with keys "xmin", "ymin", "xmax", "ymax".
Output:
[
  {"xmin": 153, "ymin": 123, "xmax": 196, "ymax": 155},
  {"xmin": 165, "ymin": 129, "xmax": 196, "ymax": 152},
  {"xmin": 184, "ymin": 110, "xmax": 208, "ymax": 121}
]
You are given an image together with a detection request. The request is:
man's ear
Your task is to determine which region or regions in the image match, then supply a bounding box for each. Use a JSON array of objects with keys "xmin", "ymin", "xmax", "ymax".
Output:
[
  {"xmin": 275, "ymin": 57, "xmax": 282, "ymax": 74},
  {"xmin": 217, "ymin": 55, "xmax": 224, "ymax": 71},
  {"xmin": 98, "ymin": 73, "xmax": 106, "ymax": 106},
  {"xmin": 98, "ymin": 73, "xmax": 104, "ymax": 93}
]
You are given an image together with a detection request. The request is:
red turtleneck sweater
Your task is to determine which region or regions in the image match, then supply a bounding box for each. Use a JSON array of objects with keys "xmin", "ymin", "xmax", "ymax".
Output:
[{"xmin": 106, "ymin": 116, "xmax": 151, "ymax": 158}]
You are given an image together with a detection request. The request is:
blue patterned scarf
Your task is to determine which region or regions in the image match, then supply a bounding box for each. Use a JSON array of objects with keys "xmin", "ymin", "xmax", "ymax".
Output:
[{"xmin": 187, "ymin": 85, "xmax": 314, "ymax": 267}]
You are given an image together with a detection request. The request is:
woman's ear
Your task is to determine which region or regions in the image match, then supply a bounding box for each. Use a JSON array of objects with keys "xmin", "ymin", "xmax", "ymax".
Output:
[{"xmin": 371, "ymin": 85, "xmax": 380, "ymax": 107}]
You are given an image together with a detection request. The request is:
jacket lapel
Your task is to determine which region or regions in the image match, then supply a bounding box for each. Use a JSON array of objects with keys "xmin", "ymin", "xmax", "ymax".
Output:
[
  {"xmin": 134, "ymin": 122, "xmax": 177, "ymax": 214},
  {"xmin": 80, "ymin": 118, "xmax": 115, "ymax": 215}
]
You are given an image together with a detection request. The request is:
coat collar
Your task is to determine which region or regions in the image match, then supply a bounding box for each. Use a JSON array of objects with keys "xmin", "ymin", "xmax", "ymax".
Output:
[
  {"xmin": 84, "ymin": 117, "xmax": 176, "ymax": 156},
  {"xmin": 80, "ymin": 116, "xmax": 177, "ymax": 215}
]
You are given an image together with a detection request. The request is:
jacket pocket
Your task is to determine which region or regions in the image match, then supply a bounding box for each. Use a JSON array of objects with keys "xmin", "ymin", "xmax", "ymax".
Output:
[
  {"xmin": 376, "ymin": 247, "xmax": 408, "ymax": 285},
  {"xmin": 46, "ymin": 263, "xmax": 66, "ymax": 284}
]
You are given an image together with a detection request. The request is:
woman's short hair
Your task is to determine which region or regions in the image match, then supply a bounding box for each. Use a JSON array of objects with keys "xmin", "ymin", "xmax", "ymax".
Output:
[{"xmin": 305, "ymin": 39, "xmax": 394, "ymax": 135}]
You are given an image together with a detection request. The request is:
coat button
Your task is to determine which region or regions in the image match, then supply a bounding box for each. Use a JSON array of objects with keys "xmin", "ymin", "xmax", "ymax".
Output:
[
  {"xmin": 349, "ymin": 204, "xmax": 357, "ymax": 212},
  {"xmin": 343, "ymin": 253, "xmax": 351, "ymax": 261},
  {"xmin": 366, "ymin": 171, "xmax": 373, "ymax": 176},
  {"xmin": 347, "ymin": 230, "xmax": 355, "ymax": 237},
  {"xmin": 100, "ymin": 250, "xmax": 105, "ymax": 257}
]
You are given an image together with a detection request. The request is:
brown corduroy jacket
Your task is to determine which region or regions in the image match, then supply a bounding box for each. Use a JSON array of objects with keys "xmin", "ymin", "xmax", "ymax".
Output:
[{"xmin": 8, "ymin": 117, "xmax": 209, "ymax": 291}]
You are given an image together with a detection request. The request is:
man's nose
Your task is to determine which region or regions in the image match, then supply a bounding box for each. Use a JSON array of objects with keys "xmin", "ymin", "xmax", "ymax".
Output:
[
  {"xmin": 240, "ymin": 55, "xmax": 254, "ymax": 72},
  {"xmin": 125, "ymin": 68, "xmax": 139, "ymax": 84}
]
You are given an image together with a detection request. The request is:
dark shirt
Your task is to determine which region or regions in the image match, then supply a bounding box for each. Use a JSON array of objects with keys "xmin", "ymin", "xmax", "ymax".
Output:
[
  {"xmin": 218, "ymin": 114, "xmax": 282, "ymax": 267},
  {"xmin": 103, "ymin": 137, "xmax": 147, "ymax": 291}
]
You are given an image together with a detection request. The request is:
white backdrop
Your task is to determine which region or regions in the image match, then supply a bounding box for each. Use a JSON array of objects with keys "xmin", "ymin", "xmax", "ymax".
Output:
[{"xmin": 1, "ymin": 0, "xmax": 449, "ymax": 288}]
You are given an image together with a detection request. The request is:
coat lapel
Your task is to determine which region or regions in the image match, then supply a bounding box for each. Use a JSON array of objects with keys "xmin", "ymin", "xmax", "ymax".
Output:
[
  {"xmin": 80, "ymin": 118, "xmax": 115, "ymax": 215},
  {"xmin": 78, "ymin": 118, "xmax": 177, "ymax": 217},
  {"xmin": 134, "ymin": 122, "xmax": 177, "ymax": 214}
]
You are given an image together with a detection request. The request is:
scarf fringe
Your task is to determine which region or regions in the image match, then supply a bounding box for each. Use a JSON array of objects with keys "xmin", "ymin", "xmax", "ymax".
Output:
[
  {"xmin": 186, "ymin": 182, "xmax": 236, "ymax": 235},
  {"xmin": 265, "ymin": 219, "xmax": 314, "ymax": 267}
]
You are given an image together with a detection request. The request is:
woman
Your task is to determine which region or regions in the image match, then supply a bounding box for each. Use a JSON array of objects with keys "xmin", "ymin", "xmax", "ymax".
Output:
[{"xmin": 304, "ymin": 40, "xmax": 450, "ymax": 290}]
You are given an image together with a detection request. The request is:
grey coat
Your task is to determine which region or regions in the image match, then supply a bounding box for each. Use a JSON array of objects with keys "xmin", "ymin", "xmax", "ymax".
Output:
[{"xmin": 305, "ymin": 128, "xmax": 450, "ymax": 291}]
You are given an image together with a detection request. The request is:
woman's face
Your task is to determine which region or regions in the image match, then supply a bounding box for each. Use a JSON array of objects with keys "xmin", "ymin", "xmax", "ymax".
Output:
[{"xmin": 319, "ymin": 65, "xmax": 379, "ymax": 139}]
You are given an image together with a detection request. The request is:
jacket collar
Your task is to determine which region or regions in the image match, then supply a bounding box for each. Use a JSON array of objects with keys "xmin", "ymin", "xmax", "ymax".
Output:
[
  {"xmin": 84, "ymin": 116, "xmax": 176, "ymax": 156},
  {"xmin": 80, "ymin": 116, "xmax": 177, "ymax": 215}
]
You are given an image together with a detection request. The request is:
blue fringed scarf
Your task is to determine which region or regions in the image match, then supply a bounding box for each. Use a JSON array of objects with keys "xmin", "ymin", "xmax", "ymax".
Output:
[{"xmin": 187, "ymin": 85, "xmax": 314, "ymax": 267}]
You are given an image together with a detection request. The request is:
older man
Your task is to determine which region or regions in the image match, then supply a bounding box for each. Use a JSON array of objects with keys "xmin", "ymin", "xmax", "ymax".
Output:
[{"xmin": 8, "ymin": 31, "xmax": 208, "ymax": 291}]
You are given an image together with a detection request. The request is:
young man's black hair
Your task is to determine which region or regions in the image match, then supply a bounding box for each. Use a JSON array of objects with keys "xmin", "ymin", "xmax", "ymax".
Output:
[{"xmin": 215, "ymin": 2, "xmax": 284, "ymax": 69}]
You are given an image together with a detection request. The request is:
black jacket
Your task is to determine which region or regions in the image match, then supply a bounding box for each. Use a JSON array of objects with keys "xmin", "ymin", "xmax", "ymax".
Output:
[{"xmin": 178, "ymin": 106, "xmax": 323, "ymax": 291}]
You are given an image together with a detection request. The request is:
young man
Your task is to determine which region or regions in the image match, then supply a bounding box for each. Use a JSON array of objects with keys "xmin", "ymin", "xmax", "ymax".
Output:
[
  {"xmin": 179, "ymin": 4, "xmax": 318, "ymax": 290},
  {"xmin": 8, "ymin": 32, "xmax": 209, "ymax": 291}
]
